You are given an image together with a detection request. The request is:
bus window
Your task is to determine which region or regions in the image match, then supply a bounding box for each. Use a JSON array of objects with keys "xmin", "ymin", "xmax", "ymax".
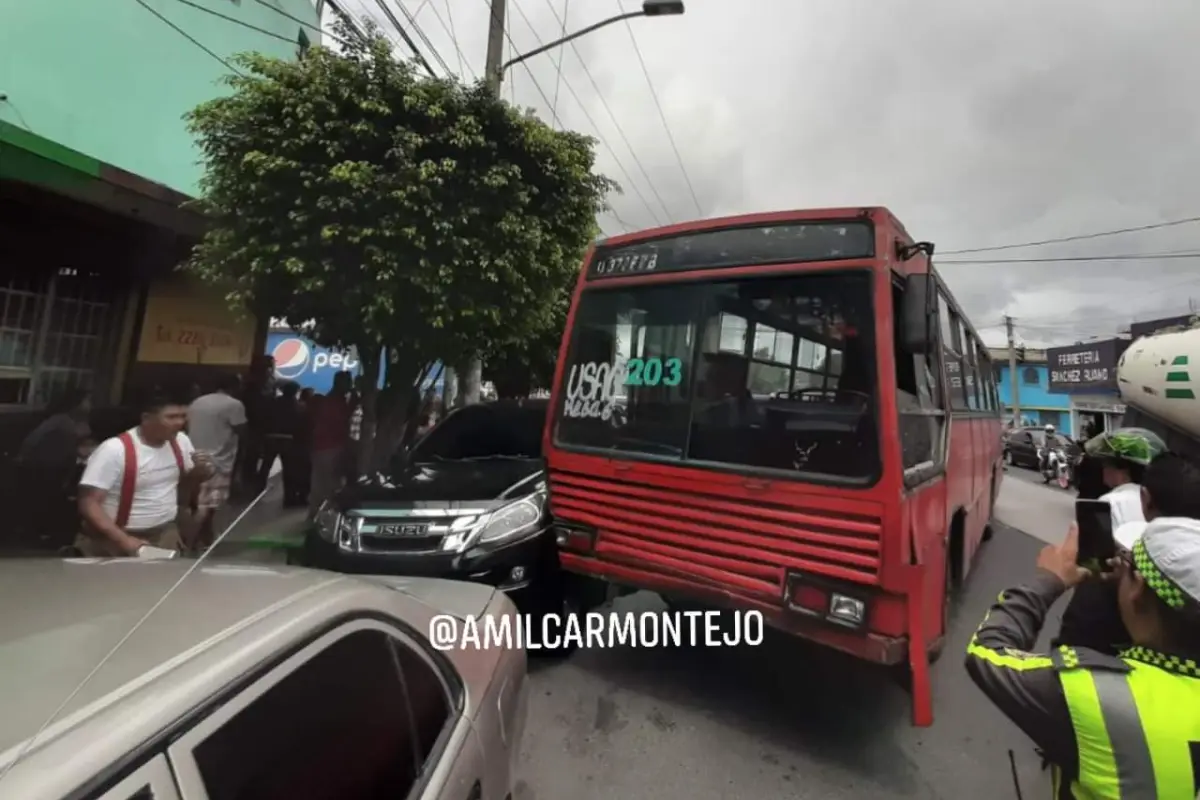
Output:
[
  {"xmin": 554, "ymin": 270, "xmax": 880, "ymax": 481},
  {"xmin": 893, "ymin": 280, "xmax": 944, "ymax": 472},
  {"xmin": 964, "ymin": 337, "xmax": 981, "ymax": 410},
  {"xmin": 686, "ymin": 271, "xmax": 879, "ymax": 480},
  {"xmin": 556, "ymin": 283, "xmax": 698, "ymax": 458}
]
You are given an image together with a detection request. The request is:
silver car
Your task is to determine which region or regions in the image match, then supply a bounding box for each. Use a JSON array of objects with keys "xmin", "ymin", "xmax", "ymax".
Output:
[{"xmin": 0, "ymin": 559, "xmax": 527, "ymax": 800}]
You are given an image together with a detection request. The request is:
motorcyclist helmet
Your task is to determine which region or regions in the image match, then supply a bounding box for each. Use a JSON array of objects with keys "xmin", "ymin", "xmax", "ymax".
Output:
[{"xmin": 1083, "ymin": 427, "xmax": 1167, "ymax": 467}]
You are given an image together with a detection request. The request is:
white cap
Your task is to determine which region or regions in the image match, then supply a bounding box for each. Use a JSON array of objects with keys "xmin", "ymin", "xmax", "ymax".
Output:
[
  {"xmin": 1136, "ymin": 517, "xmax": 1200, "ymax": 610},
  {"xmin": 1114, "ymin": 520, "xmax": 1148, "ymax": 552}
]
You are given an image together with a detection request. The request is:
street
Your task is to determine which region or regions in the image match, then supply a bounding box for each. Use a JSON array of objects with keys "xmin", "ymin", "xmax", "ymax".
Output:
[{"xmin": 513, "ymin": 467, "xmax": 1075, "ymax": 800}]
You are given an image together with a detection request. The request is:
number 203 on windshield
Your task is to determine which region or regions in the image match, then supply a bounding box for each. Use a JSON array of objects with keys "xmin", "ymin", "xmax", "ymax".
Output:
[{"xmin": 624, "ymin": 357, "xmax": 682, "ymax": 387}]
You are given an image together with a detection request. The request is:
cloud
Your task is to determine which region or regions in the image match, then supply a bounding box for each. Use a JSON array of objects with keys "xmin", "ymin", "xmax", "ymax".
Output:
[{"xmin": 338, "ymin": 0, "xmax": 1200, "ymax": 345}]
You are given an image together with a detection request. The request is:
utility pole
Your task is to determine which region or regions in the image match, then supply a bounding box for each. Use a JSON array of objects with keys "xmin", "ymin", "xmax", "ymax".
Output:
[
  {"xmin": 451, "ymin": 0, "xmax": 508, "ymax": 407},
  {"xmin": 1005, "ymin": 315, "xmax": 1020, "ymax": 427}
]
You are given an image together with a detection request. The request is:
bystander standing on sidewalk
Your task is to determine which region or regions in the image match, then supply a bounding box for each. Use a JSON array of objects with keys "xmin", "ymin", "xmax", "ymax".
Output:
[
  {"xmin": 239, "ymin": 355, "xmax": 276, "ymax": 493},
  {"xmin": 262, "ymin": 381, "xmax": 307, "ymax": 508},
  {"xmin": 186, "ymin": 374, "xmax": 247, "ymax": 554},
  {"xmin": 307, "ymin": 370, "xmax": 353, "ymax": 520},
  {"xmin": 14, "ymin": 388, "xmax": 92, "ymax": 549},
  {"xmin": 76, "ymin": 392, "xmax": 215, "ymax": 557}
]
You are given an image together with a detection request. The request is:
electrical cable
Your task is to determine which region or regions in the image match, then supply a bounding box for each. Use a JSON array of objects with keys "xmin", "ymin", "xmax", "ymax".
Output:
[
  {"xmin": 370, "ymin": 0, "xmax": 445, "ymax": 76},
  {"xmin": 439, "ymin": 0, "xmax": 466, "ymax": 77},
  {"xmin": 403, "ymin": 0, "xmax": 475, "ymax": 80},
  {"xmin": 168, "ymin": 0, "xmax": 297, "ymax": 45},
  {"xmin": 529, "ymin": 0, "xmax": 674, "ymax": 224},
  {"xmin": 253, "ymin": 0, "xmax": 357, "ymax": 52},
  {"xmin": 614, "ymin": 0, "xmax": 702, "ymax": 218},
  {"xmin": 550, "ymin": 0, "xmax": 570, "ymax": 128},
  {"xmin": 134, "ymin": 0, "xmax": 243, "ymax": 76},
  {"xmin": 938, "ymin": 215, "xmax": 1200, "ymax": 255},
  {"xmin": 504, "ymin": 0, "xmax": 664, "ymax": 227}
]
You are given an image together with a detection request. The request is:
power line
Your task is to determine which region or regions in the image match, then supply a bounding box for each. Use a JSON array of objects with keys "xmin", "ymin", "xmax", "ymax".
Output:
[
  {"xmin": 531, "ymin": 0, "xmax": 673, "ymax": 224},
  {"xmin": 254, "ymin": 0, "xmax": 357, "ymax": 51},
  {"xmin": 505, "ymin": 0, "xmax": 663, "ymax": 227},
  {"xmin": 441, "ymin": 0, "xmax": 466, "ymax": 77},
  {"xmin": 615, "ymin": 0, "xmax": 702, "ymax": 218},
  {"xmin": 370, "ymin": 0, "xmax": 443, "ymax": 76},
  {"xmin": 550, "ymin": 0, "xmax": 570, "ymax": 127},
  {"xmin": 168, "ymin": 0, "xmax": 297, "ymax": 45},
  {"xmin": 938, "ymin": 215, "xmax": 1200, "ymax": 255},
  {"xmin": 409, "ymin": 0, "xmax": 475, "ymax": 80},
  {"xmin": 135, "ymin": 0, "xmax": 243, "ymax": 76},
  {"xmin": 939, "ymin": 252, "xmax": 1200, "ymax": 265}
]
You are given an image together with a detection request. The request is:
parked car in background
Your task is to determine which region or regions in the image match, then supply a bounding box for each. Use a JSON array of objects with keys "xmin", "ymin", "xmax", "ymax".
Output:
[
  {"xmin": 0, "ymin": 559, "xmax": 526, "ymax": 800},
  {"xmin": 1003, "ymin": 426, "xmax": 1078, "ymax": 469},
  {"xmin": 302, "ymin": 399, "xmax": 574, "ymax": 645}
]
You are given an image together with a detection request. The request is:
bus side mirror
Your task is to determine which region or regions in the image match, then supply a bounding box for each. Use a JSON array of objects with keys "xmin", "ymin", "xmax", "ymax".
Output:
[{"xmin": 900, "ymin": 273, "xmax": 933, "ymax": 354}]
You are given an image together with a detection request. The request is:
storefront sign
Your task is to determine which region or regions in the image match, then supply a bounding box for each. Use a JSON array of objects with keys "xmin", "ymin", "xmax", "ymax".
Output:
[
  {"xmin": 1073, "ymin": 399, "xmax": 1126, "ymax": 415},
  {"xmin": 1047, "ymin": 339, "xmax": 1127, "ymax": 393},
  {"xmin": 136, "ymin": 282, "xmax": 257, "ymax": 366}
]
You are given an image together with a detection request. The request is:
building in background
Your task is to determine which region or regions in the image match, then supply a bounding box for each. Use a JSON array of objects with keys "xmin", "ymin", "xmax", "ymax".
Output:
[
  {"xmin": 988, "ymin": 347, "xmax": 1073, "ymax": 433},
  {"xmin": 1046, "ymin": 338, "xmax": 1129, "ymax": 437},
  {"xmin": 0, "ymin": 1, "xmax": 319, "ymax": 546},
  {"xmin": 0, "ymin": 1, "xmax": 318, "ymax": 423}
]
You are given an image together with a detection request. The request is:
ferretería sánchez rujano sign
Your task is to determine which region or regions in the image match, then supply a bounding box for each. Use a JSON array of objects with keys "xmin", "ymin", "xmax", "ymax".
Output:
[{"xmin": 1047, "ymin": 338, "xmax": 1128, "ymax": 393}]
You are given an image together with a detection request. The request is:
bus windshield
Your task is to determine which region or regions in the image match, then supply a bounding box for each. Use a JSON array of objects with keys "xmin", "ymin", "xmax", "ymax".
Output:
[{"xmin": 554, "ymin": 269, "xmax": 880, "ymax": 482}]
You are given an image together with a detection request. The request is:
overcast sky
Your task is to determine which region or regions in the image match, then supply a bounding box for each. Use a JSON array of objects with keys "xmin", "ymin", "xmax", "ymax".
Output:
[{"xmin": 332, "ymin": 0, "xmax": 1200, "ymax": 350}]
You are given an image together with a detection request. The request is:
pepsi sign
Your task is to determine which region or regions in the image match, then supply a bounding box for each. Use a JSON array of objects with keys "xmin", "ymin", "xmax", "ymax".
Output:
[
  {"xmin": 267, "ymin": 332, "xmax": 376, "ymax": 394},
  {"xmin": 266, "ymin": 331, "xmax": 443, "ymax": 395}
]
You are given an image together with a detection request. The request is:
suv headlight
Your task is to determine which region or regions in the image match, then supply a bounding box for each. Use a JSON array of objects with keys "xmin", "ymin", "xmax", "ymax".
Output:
[
  {"xmin": 475, "ymin": 493, "xmax": 545, "ymax": 546},
  {"xmin": 315, "ymin": 503, "xmax": 354, "ymax": 543}
]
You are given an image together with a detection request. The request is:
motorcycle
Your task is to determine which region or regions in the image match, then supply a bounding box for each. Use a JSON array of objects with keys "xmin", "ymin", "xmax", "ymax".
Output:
[{"xmin": 1038, "ymin": 446, "xmax": 1071, "ymax": 490}]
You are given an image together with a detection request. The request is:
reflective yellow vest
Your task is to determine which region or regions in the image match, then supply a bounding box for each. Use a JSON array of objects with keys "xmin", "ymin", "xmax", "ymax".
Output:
[{"xmin": 1055, "ymin": 646, "xmax": 1200, "ymax": 798}]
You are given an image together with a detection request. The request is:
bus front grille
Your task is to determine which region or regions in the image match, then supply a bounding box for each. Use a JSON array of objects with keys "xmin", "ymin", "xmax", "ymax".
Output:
[{"xmin": 548, "ymin": 466, "xmax": 883, "ymax": 597}]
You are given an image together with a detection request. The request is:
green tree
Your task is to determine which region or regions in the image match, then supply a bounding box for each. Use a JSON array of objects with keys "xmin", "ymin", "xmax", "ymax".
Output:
[{"xmin": 185, "ymin": 19, "xmax": 614, "ymax": 469}]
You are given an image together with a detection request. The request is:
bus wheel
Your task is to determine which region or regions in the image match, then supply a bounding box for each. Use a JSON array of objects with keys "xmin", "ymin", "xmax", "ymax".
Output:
[{"xmin": 929, "ymin": 518, "xmax": 964, "ymax": 664}]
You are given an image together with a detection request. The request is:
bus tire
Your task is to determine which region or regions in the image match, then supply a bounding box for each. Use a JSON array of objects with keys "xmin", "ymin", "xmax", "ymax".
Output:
[
  {"xmin": 982, "ymin": 468, "xmax": 1000, "ymax": 542},
  {"xmin": 929, "ymin": 513, "xmax": 965, "ymax": 664}
]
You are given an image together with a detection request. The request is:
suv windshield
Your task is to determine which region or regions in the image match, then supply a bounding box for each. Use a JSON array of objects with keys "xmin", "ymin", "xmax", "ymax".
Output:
[
  {"xmin": 553, "ymin": 270, "xmax": 879, "ymax": 482},
  {"xmin": 412, "ymin": 403, "xmax": 545, "ymax": 462}
]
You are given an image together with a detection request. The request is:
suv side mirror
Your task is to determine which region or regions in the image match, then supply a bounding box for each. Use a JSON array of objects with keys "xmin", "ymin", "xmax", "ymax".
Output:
[{"xmin": 900, "ymin": 273, "xmax": 934, "ymax": 354}]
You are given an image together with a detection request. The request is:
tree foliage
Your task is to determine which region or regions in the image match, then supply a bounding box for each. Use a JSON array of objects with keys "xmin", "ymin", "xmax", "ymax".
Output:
[{"xmin": 185, "ymin": 19, "xmax": 614, "ymax": 466}]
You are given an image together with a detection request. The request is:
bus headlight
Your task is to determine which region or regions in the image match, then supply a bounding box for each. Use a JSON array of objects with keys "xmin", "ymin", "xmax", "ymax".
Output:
[{"xmin": 828, "ymin": 594, "xmax": 867, "ymax": 628}]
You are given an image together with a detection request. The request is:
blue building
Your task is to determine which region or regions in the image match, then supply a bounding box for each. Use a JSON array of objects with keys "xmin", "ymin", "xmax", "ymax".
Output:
[{"xmin": 992, "ymin": 356, "xmax": 1073, "ymax": 434}]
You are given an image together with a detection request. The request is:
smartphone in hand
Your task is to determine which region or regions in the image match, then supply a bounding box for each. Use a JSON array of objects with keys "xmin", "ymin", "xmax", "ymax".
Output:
[{"xmin": 1075, "ymin": 499, "xmax": 1115, "ymax": 572}]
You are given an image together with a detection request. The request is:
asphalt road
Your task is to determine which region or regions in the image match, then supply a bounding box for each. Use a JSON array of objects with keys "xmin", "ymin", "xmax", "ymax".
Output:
[{"xmin": 514, "ymin": 473, "xmax": 1072, "ymax": 800}]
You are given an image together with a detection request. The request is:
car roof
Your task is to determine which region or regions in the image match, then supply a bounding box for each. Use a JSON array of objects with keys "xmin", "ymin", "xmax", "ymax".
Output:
[{"xmin": 0, "ymin": 559, "xmax": 499, "ymax": 767}]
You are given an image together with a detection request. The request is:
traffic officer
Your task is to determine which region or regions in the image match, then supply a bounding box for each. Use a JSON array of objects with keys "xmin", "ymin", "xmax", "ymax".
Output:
[{"xmin": 964, "ymin": 516, "xmax": 1200, "ymax": 798}]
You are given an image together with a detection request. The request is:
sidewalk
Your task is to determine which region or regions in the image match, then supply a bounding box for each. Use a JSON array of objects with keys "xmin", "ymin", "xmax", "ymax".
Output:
[{"xmin": 210, "ymin": 470, "xmax": 309, "ymax": 564}]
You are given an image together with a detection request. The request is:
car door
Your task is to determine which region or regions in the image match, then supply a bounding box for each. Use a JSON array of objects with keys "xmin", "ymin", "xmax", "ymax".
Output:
[
  {"xmin": 83, "ymin": 755, "xmax": 181, "ymax": 800},
  {"xmin": 166, "ymin": 618, "xmax": 487, "ymax": 800},
  {"xmin": 1012, "ymin": 429, "xmax": 1036, "ymax": 466}
]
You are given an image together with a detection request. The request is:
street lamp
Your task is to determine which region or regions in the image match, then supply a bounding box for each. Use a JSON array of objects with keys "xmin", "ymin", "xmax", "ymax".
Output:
[{"xmin": 499, "ymin": 1, "xmax": 685, "ymax": 74}]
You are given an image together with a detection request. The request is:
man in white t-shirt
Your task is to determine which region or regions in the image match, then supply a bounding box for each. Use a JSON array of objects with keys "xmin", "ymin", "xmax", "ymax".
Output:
[
  {"xmin": 187, "ymin": 374, "xmax": 247, "ymax": 553},
  {"xmin": 76, "ymin": 393, "xmax": 215, "ymax": 557}
]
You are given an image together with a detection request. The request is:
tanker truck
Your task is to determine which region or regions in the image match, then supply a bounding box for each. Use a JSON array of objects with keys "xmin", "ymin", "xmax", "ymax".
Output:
[{"xmin": 1115, "ymin": 326, "xmax": 1200, "ymax": 460}]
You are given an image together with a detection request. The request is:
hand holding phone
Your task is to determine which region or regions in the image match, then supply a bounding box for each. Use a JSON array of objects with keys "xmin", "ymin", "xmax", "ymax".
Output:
[{"xmin": 1075, "ymin": 499, "xmax": 1115, "ymax": 573}]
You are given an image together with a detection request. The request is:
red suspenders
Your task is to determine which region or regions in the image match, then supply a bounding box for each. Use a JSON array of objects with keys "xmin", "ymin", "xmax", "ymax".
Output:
[{"xmin": 113, "ymin": 432, "xmax": 185, "ymax": 529}]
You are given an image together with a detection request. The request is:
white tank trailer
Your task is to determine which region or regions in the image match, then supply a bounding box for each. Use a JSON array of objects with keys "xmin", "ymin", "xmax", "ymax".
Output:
[{"xmin": 1116, "ymin": 328, "xmax": 1200, "ymax": 454}]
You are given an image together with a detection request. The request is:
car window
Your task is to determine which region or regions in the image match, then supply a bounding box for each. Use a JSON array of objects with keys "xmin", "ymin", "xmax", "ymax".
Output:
[
  {"xmin": 413, "ymin": 404, "xmax": 545, "ymax": 461},
  {"xmin": 187, "ymin": 628, "xmax": 450, "ymax": 800},
  {"xmin": 87, "ymin": 755, "xmax": 179, "ymax": 800}
]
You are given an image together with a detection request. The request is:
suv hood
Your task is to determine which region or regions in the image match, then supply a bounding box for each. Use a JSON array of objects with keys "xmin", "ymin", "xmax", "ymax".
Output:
[{"xmin": 340, "ymin": 458, "xmax": 545, "ymax": 508}]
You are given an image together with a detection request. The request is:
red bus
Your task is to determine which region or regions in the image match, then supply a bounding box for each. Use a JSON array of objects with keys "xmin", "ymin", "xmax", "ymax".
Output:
[{"xmin": 542, "ymin": 207, "xmax": 1004, "ymax": 726}]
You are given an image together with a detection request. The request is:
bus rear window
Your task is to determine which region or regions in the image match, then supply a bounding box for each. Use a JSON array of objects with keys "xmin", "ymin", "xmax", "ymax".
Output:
[{"xmin": 554, "ymin": 271, "xmax": 880, "ymax": 482}]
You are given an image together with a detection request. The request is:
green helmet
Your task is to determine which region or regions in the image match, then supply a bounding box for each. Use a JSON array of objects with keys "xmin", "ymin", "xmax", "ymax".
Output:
[{"xmin": 1083, "ymin": 427, "xmax": 1167, "ymax": 466}]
